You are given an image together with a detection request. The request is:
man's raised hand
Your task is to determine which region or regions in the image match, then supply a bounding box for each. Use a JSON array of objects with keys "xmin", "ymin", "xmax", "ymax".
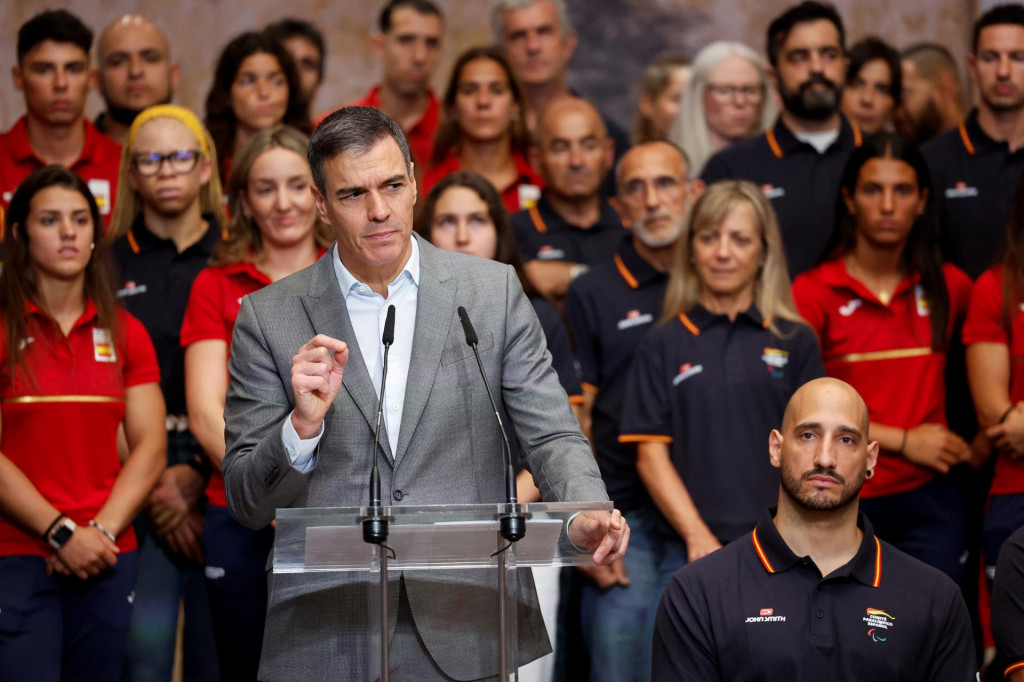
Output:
[{"xmin": 290, "ymin": 335, "xmax": 349, "ymax": 438}]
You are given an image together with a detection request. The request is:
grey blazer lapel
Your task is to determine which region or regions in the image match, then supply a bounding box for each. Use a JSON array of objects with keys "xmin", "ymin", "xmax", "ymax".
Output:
[
  {"xmin": 394, "ymin": 237, "xmax": 454, "ymax": 465},
  {"xmin": 300, "ymin": 252, "xmax": 394, "ymax": 461}
]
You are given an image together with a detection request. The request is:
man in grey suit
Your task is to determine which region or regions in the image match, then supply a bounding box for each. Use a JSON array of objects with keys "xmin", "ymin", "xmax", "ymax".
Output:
[{"xmin": 222, "ymin": 106, "xmax": 628, "ymax": 681}]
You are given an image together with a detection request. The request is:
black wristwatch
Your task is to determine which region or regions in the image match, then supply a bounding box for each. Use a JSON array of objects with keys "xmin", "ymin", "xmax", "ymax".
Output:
[{"xmin": 47, "ymin": 517, "xmax": 77, "ymax": 550}]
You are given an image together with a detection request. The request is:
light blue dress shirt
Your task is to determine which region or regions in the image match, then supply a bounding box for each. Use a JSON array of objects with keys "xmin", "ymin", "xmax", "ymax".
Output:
[{"xmin": 282, "ymin": 239, "xmax": 421, "ymax": 471}]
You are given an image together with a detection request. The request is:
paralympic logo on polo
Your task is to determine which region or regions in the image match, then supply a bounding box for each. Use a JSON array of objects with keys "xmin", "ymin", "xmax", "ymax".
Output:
[
  {"xmin": 863, "ymin": 607, "xmax": 895, "ymax": 642},
  {"xmin": 745, "ymin": 607, "xmax": 786, "ymax": 623}
]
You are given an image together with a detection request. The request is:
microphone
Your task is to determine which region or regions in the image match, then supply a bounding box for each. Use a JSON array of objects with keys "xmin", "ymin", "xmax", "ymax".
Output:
[
  {"xmin": 363, "ymin": 304, "xmax": 396, "ymax": 545},
  {"xmin": 457, "ymin": 306, "xmax": 525, "ymax": 543}
]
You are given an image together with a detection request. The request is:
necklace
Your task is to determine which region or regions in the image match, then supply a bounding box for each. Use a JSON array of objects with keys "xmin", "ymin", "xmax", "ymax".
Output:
[{"xmin": 845, "ymin": 257, "xmax": 899, "ymax": 306}]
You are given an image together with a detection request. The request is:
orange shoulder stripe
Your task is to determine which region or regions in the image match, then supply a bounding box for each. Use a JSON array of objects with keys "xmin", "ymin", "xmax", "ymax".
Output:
[{"xmin": 752, "ymin": 529, "xmax": 775, "ymax": 573}]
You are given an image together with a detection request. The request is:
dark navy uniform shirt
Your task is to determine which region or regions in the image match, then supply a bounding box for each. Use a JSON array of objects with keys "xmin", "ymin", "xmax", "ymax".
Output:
[
  {"xmin": 564, "ymin": 237, "xmax": 667, "ymax": 511},
  {"xmin": 111, "ymin": 214, "xmax": 222, "ymax": 416},
  {"xmin": 922, "ymin": 108, "xmax": 1024, "ymax": 280},
  {"xmin": 993, "ymin": 524, "xmax": 1024, "ymax": 680},
  {"xmin": 619, "ymin": 306, "xmax": 824, "ymax": 542},
  {"xmin": 512, "ymin": 194, "xmax": 627, "ymax": 267},
  {"xmin": 652, "ymin": 508, "xmax": 978, "ymax": 682},
  {"xmin": 701, "ymin": 116, "xmax": 862, "ymax": 276}
]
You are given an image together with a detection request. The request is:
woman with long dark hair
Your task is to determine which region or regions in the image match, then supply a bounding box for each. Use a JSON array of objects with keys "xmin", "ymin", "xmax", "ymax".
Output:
[
  {"xmin": 204, "ymin": 31, "xmax": 310, "ymax": 181},
  {"xmin": 181, "ymin": 125, "xmax": 330, "ymax": 681},
  {"xmin": 793, "ymin": 133, "xmax": 974, "ymax": 583},
  {"xmin": 0, "ymin": 166, "xmax": 165, "ymax": 680},
  {"xmin": 423, "ymin": 46, "xmax": 543, "ymax": 213},
  {"xmin": 840, "ymin": 37, "xmax": 902, "ymax": 135}
]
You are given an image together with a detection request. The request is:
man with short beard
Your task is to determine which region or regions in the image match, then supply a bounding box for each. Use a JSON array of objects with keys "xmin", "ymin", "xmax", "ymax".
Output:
[
  {"xmin": 896, "ymin": 43, "xmax": 965, "ymax": 146},
  {"xmin": 701, "ymin": 1, "xmax": 858, "ymax": 276},
  {"xmin": 563, "ymin": 139, "xmax": 702, "ymax": 681},
  {"xmin": 923, "ymin": 4, "xmax": 1024, "ymax": 280},
  {"xmin": 513, "ymin": 97, "xmax": 623, "ymax": 302},
  {"xmin": 651, "ymin": 378, "xmax": 978, "ymax": 682},
  {"xmin": 94, "ymin": 15, "xmax": 178, "ymax": 146}
]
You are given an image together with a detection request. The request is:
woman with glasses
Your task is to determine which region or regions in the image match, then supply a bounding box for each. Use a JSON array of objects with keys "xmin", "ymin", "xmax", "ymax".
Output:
[
  {"xmin": 181, "ymin": 125, "xmax": 331, "ymax": 682},
  {"xmin": 840, "ymin": 37, "xmax": 902, "ymax": 136},
  {"xmin": 669, "ymin": 42, "xmax": 777, "ymax": 176},
  {"xmin": 0, "ymin": 166, "xmax": 165, "ymax": 680},
  {"xmin": 108, "ymin": 105, "xmax": 225, "ymax": 682}
]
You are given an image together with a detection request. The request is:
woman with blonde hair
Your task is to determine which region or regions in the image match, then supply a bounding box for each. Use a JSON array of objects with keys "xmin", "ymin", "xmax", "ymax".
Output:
[
  {"xmin": 108, "ymin": 104, "xmax": 225, "ymax": 682},
  {"xmin": 669, "ymin": 42, "xmax": 777, "ymax": 176},
  {"xmin": 619, "ymin": 181, "xmax": 823, "ymax": 644},
  {"xmin": 633, "ymin": 55, "xmax": 692, "ymax": 144},
  {"xmin": 181, "ymin": 124, "xmax": 330, "ymax": 681}
]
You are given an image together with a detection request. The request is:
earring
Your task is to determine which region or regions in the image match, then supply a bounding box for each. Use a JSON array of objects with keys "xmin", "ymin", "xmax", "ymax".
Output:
[
  {"xmin": 90, "ymin": 243, "xmax": 95, "ymax": 251},
  {"xmin": 865, "ymin": 468, "xmax": 874, "ymax": 479}
]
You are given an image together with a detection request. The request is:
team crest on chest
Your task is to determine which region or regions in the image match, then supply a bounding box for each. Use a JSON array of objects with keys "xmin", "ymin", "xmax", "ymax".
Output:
[
  {"xmin": 617, "ymin": 309, "xmax": 653, "ymax": 330},
  {"xmin": 93, "ymin": 328, "xmax": 117, "ymax": 362},
  {"xmin": 863, "ymin": 607, "xmax": 895, "ymax": 642},
  {"xmin": 762, "ymin": 347, "xmax": 789, "ymax": 378},
  {"xmin": 673, "ymin": 362, "xmax": 703, "ymax": 385},
  {"xmin": 914, "ymin": 285, "xmax": 930, "ymax": 317}
]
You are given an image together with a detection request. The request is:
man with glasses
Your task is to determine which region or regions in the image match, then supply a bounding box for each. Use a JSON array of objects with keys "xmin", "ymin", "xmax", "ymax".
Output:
[
  {"xmin": 513, "ymin": 97, "xmax": 623, "ymax": 304},
  {"xmin": 1, "ymin": 9, "xmax": 123, "ymax": 228},
  {"xmin": 701, "ymin": 1, "xmax": 858, "ymax": 276},
  {"xmin": 564, "ymin": 139, "xmax": 702, "ymax": 682}
]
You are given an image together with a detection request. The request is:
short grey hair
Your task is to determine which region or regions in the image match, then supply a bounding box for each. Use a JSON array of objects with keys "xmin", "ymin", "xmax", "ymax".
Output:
[
  {"xmin": 614, "ymin": 139, "xmax": 691, "ymax": 189},
  {"xmin": 308, "ymin": 106, "xmax": 412, "ymax": 195},
  {"xmin": 492, "ymin": 0, "xmax": 574, "ymax": 41}
]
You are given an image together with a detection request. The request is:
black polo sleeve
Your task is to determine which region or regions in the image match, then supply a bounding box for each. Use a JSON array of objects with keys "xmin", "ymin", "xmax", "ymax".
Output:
[
  {"xmin": 618, "ymin": 331, "xmax": 673, "ymax": 443},
  {"xmin": 532, "ymin": 297, "xmax": 581, "ymax": 397},
  {"xmin": 652, "ymin": 570, "xmax": 722, "ymax": 681},
  {"xmin": 700, "ymin": 148, "xmax": 733, "ymax": 185},
  {"xmin": 920, "ymin": 585, "xmax": 979, "ymax": 682},
  {"xmin": 564, "ymin": 278, "xmax": 600, "ymax": 389},
  {"xmin": 994, "ymin": 527, "xmax": 1024, "ymax": 677}
]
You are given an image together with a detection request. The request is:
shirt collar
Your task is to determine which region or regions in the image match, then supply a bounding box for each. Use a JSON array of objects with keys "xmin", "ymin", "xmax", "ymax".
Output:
[
  {"xmin": 680, "ymin": 303, "xmax": 767, "ymax": 333},
  {"xmin": 814, "ymin": 258, "xmax": 919, "ymax": 305},
  {"xmin": 767, "ymin": 114, "xmax": 861, "ymax": 158},
  {"xmin": 959, "ymin": 107, "xmax": 1018, "ymax": 156},
  {"xmin": 126, "ymin": 213, "xmax": 223, "ymax": 256},
  {"xmin": 25, "ymin": 297, "xmax": 99, "ymax": 330},
  {"xmin": 615, "ymin": 236, "xmax": 666, "ymax": 289},
  {"xmin": 333, "ymin": 235, "xmax": 420, "ymax": 297},
  {"xmin": 7, "ymin": 117, "xmax": 112, "ymax": 168},
  {"xmin": 751, "ymin": 506, "xmax": 884, "ymax": 587}
]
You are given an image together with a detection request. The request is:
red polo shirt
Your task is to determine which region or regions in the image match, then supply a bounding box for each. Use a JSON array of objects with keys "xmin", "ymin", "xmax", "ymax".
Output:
[
  {"xmin": 181, "ymin": 261, "xmax": 273, "ymax": 508},
  {"xmin": 0, "ymin": 117, "xmax": 122, "ymax": 230},
  {"xmin": 422, "ymin": 150, "xmax": 543, "ymax": 214},
  {"xmin": 793, "ymin": 259, "xmax": 972, "ymax": 498},
  {"xmin": 962, "ymin": 265, "xmax": 1024, "ymax": 495},
  {"xmin": 0, "ymin": 301, "xmax": 159, "ymax": 557}
]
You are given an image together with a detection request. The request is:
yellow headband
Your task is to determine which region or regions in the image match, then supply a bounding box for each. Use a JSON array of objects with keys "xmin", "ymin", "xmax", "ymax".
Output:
[{"xmin": 127, "ymin": 104, "xmax": 210, "ymax": 156}]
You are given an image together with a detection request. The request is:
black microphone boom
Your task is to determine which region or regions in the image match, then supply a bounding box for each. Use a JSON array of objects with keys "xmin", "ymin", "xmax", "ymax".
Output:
[
  {"xmin": 364, "ymin": 304, "xmax": 396, "ymax": 545},
  {"xmin": 457, "ymin": 306, "xmax": 525, "ymax": 542}
]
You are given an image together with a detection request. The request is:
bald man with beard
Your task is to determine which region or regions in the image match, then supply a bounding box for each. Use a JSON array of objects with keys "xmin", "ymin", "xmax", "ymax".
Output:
[
  {"xmin": 652, "ymin": 378, "xmax": 978, "ymax": 682},
  {"xmin": 95, "ymin": 15, "xmax": 178, "ymax": 144}
]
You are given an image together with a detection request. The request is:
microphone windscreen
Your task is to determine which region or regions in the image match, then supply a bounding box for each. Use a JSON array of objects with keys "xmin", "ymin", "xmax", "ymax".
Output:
[
  {"xmin": 457, "ymin": 306, "xmax": 478, "ymax": 346},
  {"xmin": 382, "ymin": 305, "xmax": 396, "ymax": 345}
]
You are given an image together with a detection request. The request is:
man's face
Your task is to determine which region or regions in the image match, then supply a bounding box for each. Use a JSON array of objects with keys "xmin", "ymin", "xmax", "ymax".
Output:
[
  {"xmin": 499, "ymin": 0, "xmax": 576, "ymax": 88},
  {"xmin": 615, "ymin": 143, "xmax": 693, "ymax": 249},
  {"xmin": 769, "ymin": 382, "xmax": 878, "ymax": 513},
  {"xmin": 13, "ymin": 40, "xmax": 92, "ymax": 126},
  {"xmin": 532, "ymin": 104, "xmax": 612, "ymax": 201},
  {"xmin": 376, "ymin": 8, "xmax": 442, "ymax": 98},
  {"xmin": 281, "ymin": 36, "xmax": 323, "ymax": 105},
  {"xmin": 894, "ymin": 59, "xmax": 944, "ymax": 143},
  {"xmin": 97, "ymin": 20, "xmax": 176, "ymax": 113},
  {"xmin": 311, "ymin": 136, "xmax": 416, "ymax": 280},
  {"xmin": 970, "ymin": 24, "xmax": 1024, "ymax": 114},
  {"xmin": 773, "ymin": 19, "xmax": 845, "ymax": 121}
]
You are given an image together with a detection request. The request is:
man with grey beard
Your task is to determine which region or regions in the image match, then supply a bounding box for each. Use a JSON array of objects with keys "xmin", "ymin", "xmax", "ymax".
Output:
[
  {"xmin": 701, "ymin": 1, "xmax": 857, "ymax": 276},
  {"xmin": 563, "ymin": 139, "xmax": 703, "ymax": 682}
]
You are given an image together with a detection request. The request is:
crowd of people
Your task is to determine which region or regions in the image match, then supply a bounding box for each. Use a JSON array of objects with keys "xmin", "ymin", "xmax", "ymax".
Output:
[{"xmin": 2, "ymin": 0, "xmax": 1024, "ymax": 680}]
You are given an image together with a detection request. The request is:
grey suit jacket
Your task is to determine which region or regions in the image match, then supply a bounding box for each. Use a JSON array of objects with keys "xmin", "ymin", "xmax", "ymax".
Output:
[{"xmin": 223, "ymin": 234, "xmax": 609, "ymax": 681}]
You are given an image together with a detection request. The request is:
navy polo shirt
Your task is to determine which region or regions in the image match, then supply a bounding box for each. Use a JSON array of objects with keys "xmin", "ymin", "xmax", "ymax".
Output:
[
  {"xmin": 922, "ymin": 108, "xmax": 1024, "ymax": 279},
  {"xmin": 701, "ymin": 116, "xmax": 862, "ymax": 276},
  {"xmin": 111, "ymin": 214, "xmax": 222, "ymax": 415},
  {"xmin": 619, "ymin": 305, "xmax": 824, "ymax": 542},
  {"xmin": 564, "ymin": 237, "xmax": 667, "ymax": 511},
  {"xmin": 512, "ymin": 194, "xmax": 627, "ymax": 267},
  {"xmin": 531, "ymin": 296, "xmax": 582, "ymax": 399},
  {"xmin": 993, "ymin": 524, "xmax": 1024, "ymax": 679},
  {"xmin": 652, "ymin": 508, "xmax": 977, "ymax": 682}
]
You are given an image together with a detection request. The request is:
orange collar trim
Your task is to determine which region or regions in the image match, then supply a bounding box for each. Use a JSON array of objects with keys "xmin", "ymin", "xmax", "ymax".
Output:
[
  {"xmin": 851, "ymin": 121, "xmax": 863, "ymax": 148},
  {"xmin": 766, "ymin": 129, "xmax": 784, "ymax": 159},
  {"xmin": 126, "ymin": 229, "xmax": 141, "ymax": 255},
  {"xmin": 752, "ymin": 529, "xmax": 775, "ymax": 573},
  {"xmin": 678, "ymin": 313, "xmax": 700, "ymax": 335},
  {"xmin": 614, "ymin": 253, "xmax": 639, "ymax": 289},
  {"xmin": 528, "ymin": 205, "xmax": 547, "ymax": 234},
  {"xmin": 872, "ymin": 536, "xmax": 882, "ymax": 587},
  {"xmin": 958, "ymin": 122, "xmax": 976, "ymax": 156}
]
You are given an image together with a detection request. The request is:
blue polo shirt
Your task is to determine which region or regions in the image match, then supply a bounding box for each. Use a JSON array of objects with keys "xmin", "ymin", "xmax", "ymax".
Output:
[
  {"xmin": 564, "ymin": 237, "xmax": 667, "ymax": 511},
  {"xmin": 922, "ymin": 108, "xmax": 1024, "ymax": 280},
  {"xmin": 653, "ymin": 508, "xmax": 978, "ymax": 682},
  {"xmin": 619, "ymin": 305, "xmax": 824, "ymax": 542},
  {"xmin": 701, "ymin": 116, "xmax": 862, "ymax": 276},
  {"xmin": 512, "ymin": 194, "xmax": 627, "ymax": 267}
]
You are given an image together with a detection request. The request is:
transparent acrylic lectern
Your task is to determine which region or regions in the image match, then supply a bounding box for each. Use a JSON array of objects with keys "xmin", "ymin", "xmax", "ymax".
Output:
[{"xmin": 274, "ymin": 501, "xmax": 612, "ymax": 681}]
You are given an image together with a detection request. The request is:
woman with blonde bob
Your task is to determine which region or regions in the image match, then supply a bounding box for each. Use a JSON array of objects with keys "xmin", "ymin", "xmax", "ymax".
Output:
[
  {"xmin": 619, "ymin": 181, "xmax": 823, "ymax": 632},
  {"xmin": 108, "ymin": 104, "xmax": 226, "ymax": 681},
  {"xmin": 669, "ymin": 42, "xmax": 777, "ymax": 176},
  {"xmin": 180, "ymin": 124, "xmax": 330, "ymax": 681}
]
